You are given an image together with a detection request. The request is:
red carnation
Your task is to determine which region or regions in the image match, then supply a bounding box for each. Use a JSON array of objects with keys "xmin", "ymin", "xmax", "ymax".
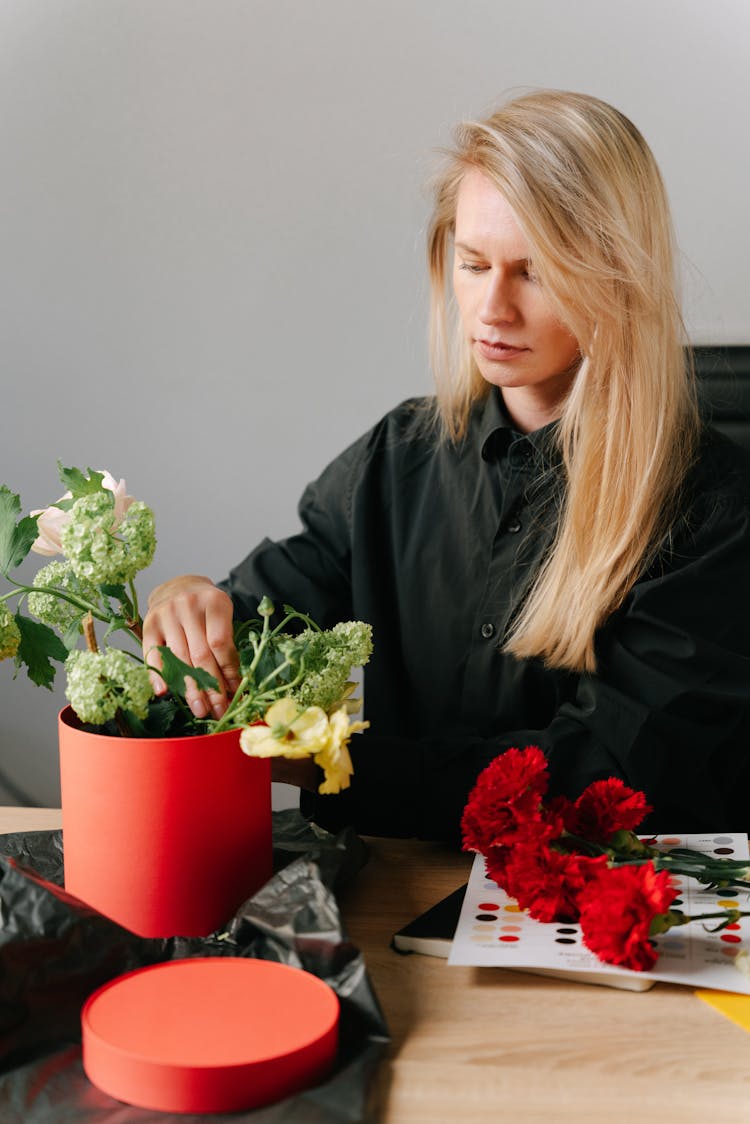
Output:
[
  {"xmin": 568, "ymin": 778, "xmax": 652, "ymax": 843},
  {"xmin": 500, "ymin": 846, "xmax": 608, "ymax": 923},
  {"xmin": 461, "ymin": 746, "xmax": 552, "ymax": 854},
  {"xmin": 578, "ymin": 863, "xmax": 677, "ymax": 971}
]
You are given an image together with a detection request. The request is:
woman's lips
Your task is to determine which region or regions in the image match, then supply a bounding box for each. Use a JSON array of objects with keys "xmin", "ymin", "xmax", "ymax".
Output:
[{"xmin": 475, "ymin": 338, "xmax": 530, "ymax": 361}]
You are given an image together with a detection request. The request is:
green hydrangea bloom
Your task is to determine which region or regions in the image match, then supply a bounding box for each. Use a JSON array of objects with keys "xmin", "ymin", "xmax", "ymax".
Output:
[
  {"xmin": 61, "ymin": 493, "xmax": 156, "ymax": 584},
  {"xmin": 292, "ymin": 621, "xmax": 373, "ymax": 712},
  {"xmin": 0, "ymin": 603, "xmax": 21, "ymax": 661},
  {"xmin": 65, "ymin": 648, "xmax": 153, "ymax": 724},
  {"xmin": 27, "ymin": 560, "xmax": 98, "ymax": 632}
]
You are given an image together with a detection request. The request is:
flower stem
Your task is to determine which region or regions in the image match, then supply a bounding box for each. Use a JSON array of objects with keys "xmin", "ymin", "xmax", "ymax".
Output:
[
  {"xmin": 1, "ymin": 581, "xmax": 108, "ymax": 621},
  {"xmin": 83, "ymin": 613, "xmax": 99, "ymax": 654}
]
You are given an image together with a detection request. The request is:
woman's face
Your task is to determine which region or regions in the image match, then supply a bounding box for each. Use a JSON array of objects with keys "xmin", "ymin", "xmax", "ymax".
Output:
[{"xmin": 452, "ymin": 168, "xmax": 581, "ymax": 431}]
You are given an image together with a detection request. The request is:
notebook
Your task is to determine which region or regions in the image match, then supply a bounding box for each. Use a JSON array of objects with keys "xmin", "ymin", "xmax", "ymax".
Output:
[{"xmin": 392, "ymin": 883, "xmax": 654, "ymax": 991}]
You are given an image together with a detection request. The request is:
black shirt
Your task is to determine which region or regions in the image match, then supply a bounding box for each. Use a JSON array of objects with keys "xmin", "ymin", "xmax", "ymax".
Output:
[{"xmin": 220, "ymin": 389, "xmax": 750, "ymax": 842}]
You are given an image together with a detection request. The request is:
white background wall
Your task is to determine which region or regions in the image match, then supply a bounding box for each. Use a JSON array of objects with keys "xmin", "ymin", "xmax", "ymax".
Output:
[{"xmin": 2, "ymin": 0, "xmax": 749, "ymax": 806}]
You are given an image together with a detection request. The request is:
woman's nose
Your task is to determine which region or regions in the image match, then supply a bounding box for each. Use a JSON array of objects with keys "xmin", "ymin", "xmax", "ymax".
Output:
[{"xmin": 478, "ymin": 272, "xmax": 518, "ymax": 325}]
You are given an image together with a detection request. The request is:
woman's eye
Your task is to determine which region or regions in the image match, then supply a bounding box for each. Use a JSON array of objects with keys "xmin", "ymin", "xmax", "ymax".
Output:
[{"xmin": 458, "ymin": 262, "xmax": 487, "ymax": 273}]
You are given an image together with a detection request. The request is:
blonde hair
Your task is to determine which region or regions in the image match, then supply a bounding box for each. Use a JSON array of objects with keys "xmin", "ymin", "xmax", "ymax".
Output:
[{"xmin": 427, "ymin": 90, "xmax": 700, "ymax": 673}]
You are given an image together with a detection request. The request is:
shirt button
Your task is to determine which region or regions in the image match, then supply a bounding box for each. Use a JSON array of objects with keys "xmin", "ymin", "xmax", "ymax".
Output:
[
  {"xmin": 506, "ymin": 518, "xmax": 522, "ymax": 534},
  {"xmin": 480, "ymin": 622, "xmax": 495, "ymax": 639}
]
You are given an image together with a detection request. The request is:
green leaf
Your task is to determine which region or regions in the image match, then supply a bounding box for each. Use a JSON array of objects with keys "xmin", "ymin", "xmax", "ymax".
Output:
[
  {"xmin": 62, "ymin": 621, "xmax": 83, "ymax": 652},
  {"xmin": 57, "ymin": 464, "xmax": 106, "ymax": 500},
  {"xmin": 14, "ymin": 612, "xmax": 68, "ymax": 689},
  {"xmin": 99, "ymin": 583, "xmax": 129, "ymax": 600},
  {"xmin": 151, "ymin": 646, "xmax": 218, "ymax": 698},
  {"xmin": 99, "ymin": 583, "xmax": 134, "ymax": 619},
  {"xmin": 0, "ymin": 486, "xmax": 40, "ymax": 574},
  {"xmin": 102, "ymin": 616, "xmax": 131, "ymax": 641},
  {"xmin": 122, "ymin": 697, "xmax": 179, "ymax": 738}
]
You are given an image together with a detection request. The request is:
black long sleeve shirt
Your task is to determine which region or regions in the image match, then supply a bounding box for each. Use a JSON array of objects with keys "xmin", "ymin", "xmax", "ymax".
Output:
[{"xmin": 220, "ymin": 390, "xmax": 750, "ymax": 842}]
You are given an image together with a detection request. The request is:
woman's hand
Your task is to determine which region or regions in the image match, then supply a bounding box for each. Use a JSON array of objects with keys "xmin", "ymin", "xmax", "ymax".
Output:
[
  {"xmin": 271, "ymin": 757, "xmax": 321, "ymax": 793},
  {"xmin": 142, "ymin": 574, "xmax": 240, "ymax": 719}
]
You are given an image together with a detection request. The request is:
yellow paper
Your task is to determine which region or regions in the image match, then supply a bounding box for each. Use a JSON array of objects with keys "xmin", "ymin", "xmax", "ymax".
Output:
[{"xmin": 696, "ymin": 990, "xmax": 750, "ymax": 1034}]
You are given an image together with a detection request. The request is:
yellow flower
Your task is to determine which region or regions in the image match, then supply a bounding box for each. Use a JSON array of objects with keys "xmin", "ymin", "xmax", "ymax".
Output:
[
  {"xmin": 239, "ymin": 697, "xmax": 369, "ymax": 795},
  {"xmin": 239, "ymin": 698, "xmax": 329, "ymax": 759},
  {"xmin": 315, "ymin": 706, "xmax": 369, "ymax": 795}
]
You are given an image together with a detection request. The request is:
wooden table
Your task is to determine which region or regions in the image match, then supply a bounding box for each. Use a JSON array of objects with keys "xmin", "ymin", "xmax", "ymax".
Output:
[{"xmin": 3, "ymin": 808, "xmax": 750, "ymax": 1122}]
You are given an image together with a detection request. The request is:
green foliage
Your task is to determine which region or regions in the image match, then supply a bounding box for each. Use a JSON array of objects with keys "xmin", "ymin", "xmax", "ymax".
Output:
[
  {"xmin": 152, "ymin": 645, "xmax": 219, "ymax": 698},
  {"xmin": 118, "ymin": 697, "xmax": 182, "ymax": 738},
  {"xmin": 14, "ymin": 612, "xmax": 68, "ymax": 689},
  {"xmin": 0, "ymin": 486, "xmax": 39, "ymax": 575},
  {"xmin": 1, "ymin": 469, "xmax": 375, "ymax": 740},
  {"xmin": 218, "ymin": 607, "xmax": 373, "ymax": 731},
  {"xmin": 56, "ymin": 464, "xmax": 106, "ymax": 507}
]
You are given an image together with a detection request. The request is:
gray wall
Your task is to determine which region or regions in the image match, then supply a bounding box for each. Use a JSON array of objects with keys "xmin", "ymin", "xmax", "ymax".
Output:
[{"xmin": 2, "ymin": 0, "xmax": 748, "ymax": 806}]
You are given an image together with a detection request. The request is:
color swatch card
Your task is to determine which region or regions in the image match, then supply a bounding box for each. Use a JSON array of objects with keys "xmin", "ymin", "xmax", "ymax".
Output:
[{"xmin": 448, "ymin": 834, "xmax": 750, "ymax": 993}]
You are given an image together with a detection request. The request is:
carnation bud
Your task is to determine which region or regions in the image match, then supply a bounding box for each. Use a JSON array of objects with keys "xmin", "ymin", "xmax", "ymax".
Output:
[
  {"xmin": 608, "ymin": 830, "xmax": 655, "ymax": 857},
  {"xmin": 649, "ymin": 909, "xmax": 688, "ymax": 936}
]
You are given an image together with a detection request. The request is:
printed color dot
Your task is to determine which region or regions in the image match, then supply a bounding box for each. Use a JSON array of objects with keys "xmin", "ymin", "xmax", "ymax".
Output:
[
  {"xmin": 475, "ymin": 914, "xmax": 497, "ymax": 922},
  {"xmin": 500, "ymin": 924, "xmax": 522, "ymax": 932},
  {"xmin": 726, "ymin": 923, "xmax": 742, "ymax": 931},
  {"xmin": 498, "ymin": 935, "xmax": 520, "ymax": 942},
  {"xmin": 722, "ymin": 946, "xmax": 741, "ymax": 958},
  {"xmin": 715, "ymin": 847, "xmax": 735, "ymax": 855},
  {"xmin": 661, "ymin": 837, "xmax": 682, "ymax": 846},
  {"xmin": 555, "ymin": 938, "xmax": 577, "ymax": 945},
  {"xmin": 714, "ymin": 836, "xmax": 734, "ymax": 844},
  {"xmin": 556, "ymin": 927, "xmax": 577, "ymax": 935},
  {"xmin": 478, "ymin": 903, "xmax": 500, "ymax": 912},
  {"xmin": 504, "ymin": 904, "xmax": 522, "ymax": 913},
  {"xmin": 720, "ymin": 934, "xmax": 742, "ymax": 944},
  {"xmin": 717, "ymin": 900, "xmax": 740, "ymax": 909}
]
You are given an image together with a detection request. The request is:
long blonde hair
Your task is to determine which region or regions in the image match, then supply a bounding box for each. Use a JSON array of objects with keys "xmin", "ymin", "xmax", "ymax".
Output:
[{"xmin": 427, "ymin": 90, "xmax": 700, "ymax": 673}]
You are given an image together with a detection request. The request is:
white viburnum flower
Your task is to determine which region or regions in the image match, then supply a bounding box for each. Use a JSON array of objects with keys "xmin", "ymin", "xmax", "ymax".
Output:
[
  {"xmin": 65, "ymin": 648, "xmax": 153, "ymax": 724},
  {"xmin": 291, "ymin": 621, "xmax": 373, "ymax": 712},
  {"xmin": 0, "ymin": 603, "xmax": 21, "ymax": 661},
  {"xmin": 31, "ymin": 471, "xmax": 134, "ymax": 556},
  {"xmin": 61, "ymin": 493, "xmax": 156, "ymax": 585},
  {"xmin": 27, "ymin": 561, "xmax": 98, "ymax": 632}
]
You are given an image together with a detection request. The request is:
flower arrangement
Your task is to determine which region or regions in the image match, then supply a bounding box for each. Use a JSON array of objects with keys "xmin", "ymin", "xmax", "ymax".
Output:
[
  {"xmin": 0, "ymin": 465, "xmax": 372, "ymax": 793},
  {"xmin": 462, "ymin": 745, "xmax": 750, "ymax": 972}
]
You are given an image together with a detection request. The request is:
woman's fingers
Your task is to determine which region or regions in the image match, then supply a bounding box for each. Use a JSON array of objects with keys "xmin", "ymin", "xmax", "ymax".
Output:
[{"xmin": 142, "ymin": 576, "xmax": 239, "ymax": 719}]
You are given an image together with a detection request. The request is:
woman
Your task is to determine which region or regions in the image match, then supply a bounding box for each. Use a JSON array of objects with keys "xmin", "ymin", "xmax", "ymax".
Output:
[{"xmin": 144, "ymin": 90, "xmax": 750, "ymax": 840}]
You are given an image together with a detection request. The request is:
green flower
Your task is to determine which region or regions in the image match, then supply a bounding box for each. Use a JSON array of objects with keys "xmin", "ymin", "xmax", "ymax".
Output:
[
  {"xmin": 27, "ymin": 560, "xmax": 98, "ymax": 632},
  {"xmin": 292, "ymin": 621, "xmax": 373, "ymax": 712},
  {"xmin": 61, "ymin": 493, "xmax": 156, "ymax": 584},
  {"xmin": 65, "ymin": 648, "xmax": 153, "ymax": 724},
  {"xmin": 0, "ymin": 603, "xmax": 21, "ymax": 661}
]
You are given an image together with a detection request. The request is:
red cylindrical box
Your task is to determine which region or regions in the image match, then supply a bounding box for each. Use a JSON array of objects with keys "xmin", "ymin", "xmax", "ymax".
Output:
[{"xmin": 59, "ymin": 706, "xmax": 272, "ymax": 937}]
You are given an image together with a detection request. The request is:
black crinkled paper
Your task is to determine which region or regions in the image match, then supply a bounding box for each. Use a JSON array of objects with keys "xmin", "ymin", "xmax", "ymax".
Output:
[{"xmin": 0, "ymin": 810, "xmax": 389, "ymax": 1123}]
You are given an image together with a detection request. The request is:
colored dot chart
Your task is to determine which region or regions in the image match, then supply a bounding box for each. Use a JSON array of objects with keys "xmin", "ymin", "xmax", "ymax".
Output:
[{"xmin": 448, "ymin": 834, "xmax": 750, "ymax": 993}]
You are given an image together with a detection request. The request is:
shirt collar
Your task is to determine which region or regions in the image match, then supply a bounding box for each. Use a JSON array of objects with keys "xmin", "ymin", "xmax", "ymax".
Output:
[{"xmin": 478, "ymin": 388, "xmax": 560, "ymax": 467}]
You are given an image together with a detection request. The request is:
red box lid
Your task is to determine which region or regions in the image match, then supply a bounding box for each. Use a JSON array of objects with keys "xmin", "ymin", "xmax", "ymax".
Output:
[{"xmin": 82, "ymin": 957, "xmax": 339, "ymax": 1113}]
